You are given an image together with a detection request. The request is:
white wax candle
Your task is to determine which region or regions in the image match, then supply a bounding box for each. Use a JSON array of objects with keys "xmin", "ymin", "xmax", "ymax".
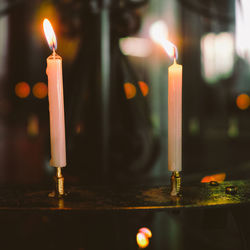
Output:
[
  {"xmin": 46, "ymin": 52, "xmax": 66, "ymax": 167},
  {"xmin": 168, "ymin": 59, "xmax": 182, "ymax": 171}
]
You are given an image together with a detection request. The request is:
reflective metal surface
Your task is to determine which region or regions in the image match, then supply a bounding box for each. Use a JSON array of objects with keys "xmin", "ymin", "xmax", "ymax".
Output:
[{"xmin": 0, "ymin": 180, "xmax": 249, "ymax": 212}]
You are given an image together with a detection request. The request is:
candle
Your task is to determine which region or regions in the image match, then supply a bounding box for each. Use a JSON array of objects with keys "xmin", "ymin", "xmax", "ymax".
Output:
[
  {"xmin": 43, "ymin": 19, "xmax": 66, "ymax": 168},
  {"xmin": 149, "ymin": 23, "xmax": 182, "ymax": 172},
  {"xmin": 150, "ymin": 22, "xmax": 183, "ymax": 195},
  {"xmin": 168, "ymin": 56, "xmax": 182, "ymax": 172}
]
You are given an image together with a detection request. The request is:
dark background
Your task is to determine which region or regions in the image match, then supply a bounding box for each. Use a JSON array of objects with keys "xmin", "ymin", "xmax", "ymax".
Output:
[{"xmin": 0, "ymin": 0, "xmax": 250, "ymax": 249}]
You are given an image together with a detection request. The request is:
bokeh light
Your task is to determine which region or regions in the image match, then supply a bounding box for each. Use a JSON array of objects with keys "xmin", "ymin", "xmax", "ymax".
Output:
[
  {"xmin": 139, "ymin": 227, "xmax": 152, "ymax": 238},
  {"xmin": 32, "ymin": 82, "xmax": 48, "ymax": 99},
  {"xmin": 119, "ymin": 37, "xmax": 152, "ymax": 58},
  {"xmin": 27, "ymin": 114, "xmax": 39, "ymax": 137},
  {"xmin": 201, "ymin": 32, "xmax": 234, "ymax": 84},
  {"xmin": 15, "ymin": 81, "xmax": 30, "ymax": 98},
  {"xmin": 201, "ymin": 173, "xmax": 226, "ymax": 183},
  {"xmin": 124, "ymin": 82, "xmax": 136, "ymax": 99},
  {"xmin": 136, "ymin": 227, "xmax": 152, "ymax": 248},
  {"xmin": 236, "ymin": 93, "xmax": 250, "ymax": 110},
  {"xmin": 136, "ymin": 232, "xmax": 149, "ymax": 248},
  {"xmin": 138, "ymin": 81, "xmax": 149, "ymax": 97},
  {"xmin": 75, "ymin": 123, "xmax": 84, "ymax": 135},
  {"xmin": 228, "ymin": 117, "xmax": 239, "ymax": 138},
  {"xmin": 236, "ymin": 0, "xmax": 250, "ymax": 64}
]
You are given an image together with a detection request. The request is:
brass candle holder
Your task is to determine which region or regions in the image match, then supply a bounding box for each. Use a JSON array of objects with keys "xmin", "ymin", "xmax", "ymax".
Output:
[
  {"xmin": 170, "ymin": 171, "xmax": 181, "ymax": 196},
  {"xmin": 49, "ymin": 167, "xmax": 66, "ymax": 198}
]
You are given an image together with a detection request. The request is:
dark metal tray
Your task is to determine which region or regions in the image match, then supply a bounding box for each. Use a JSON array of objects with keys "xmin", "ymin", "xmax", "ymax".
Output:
[{"xmin": 0, "ymin": 180, "xmax": 249, "ymax": 212}]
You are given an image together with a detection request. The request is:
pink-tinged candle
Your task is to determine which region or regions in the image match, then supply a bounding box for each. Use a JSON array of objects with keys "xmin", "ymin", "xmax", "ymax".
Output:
[
  {"xmin": 150, "ymin": 23, "xmax": 182, "ymax": 172},
  {"xmin": 168, "ymin": 57, "xmax": 182, "ymax": 171},
  {"xmin": 43, "ymin": 19, "xmax": 66, "ymax": 168}
]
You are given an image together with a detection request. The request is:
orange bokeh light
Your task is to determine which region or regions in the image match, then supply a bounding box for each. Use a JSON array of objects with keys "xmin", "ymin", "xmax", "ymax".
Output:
[
  {"xmin": 138, "ymin": 81, "xmax": 149, "ymax": 97},
  {"xmin": 15, "ymin": 81, "xmax": 30, "ymax": 98},
  {"xmin": 124, "ymin": 82, "xmax": 136, "ymax": 99},
  {"xmin": 236, "ymin": 93, "xmax": 249, "ymax": 110},
  {"xmin": 32, "ymin": 82, "xmax": 48, "ymax": 99},
  {"xmin": 201, "ymin": 173, "xmax": 226, "ymax": 183}
]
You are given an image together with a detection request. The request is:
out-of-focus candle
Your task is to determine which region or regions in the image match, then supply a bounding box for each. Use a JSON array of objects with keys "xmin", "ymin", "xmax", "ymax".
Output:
[
  {"xmin": 43, "ymin": 18, "xmax": 66, "ymax": 168},
  {"xmin": 168, "ymin": 57, "xmax": 182, "ymax": 171}
]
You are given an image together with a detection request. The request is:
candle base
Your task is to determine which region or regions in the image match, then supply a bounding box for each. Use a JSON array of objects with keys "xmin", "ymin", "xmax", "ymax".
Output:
[
  {"xmin": 170, "ymin": 171, "xmax": 181, "ymax": 196},
  {"xmin": 48, "ymin": 167, "xmax": 67, "ymax": 198}
]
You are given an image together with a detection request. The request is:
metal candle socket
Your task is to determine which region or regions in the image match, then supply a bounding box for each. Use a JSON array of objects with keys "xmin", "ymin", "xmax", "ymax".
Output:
[
  {"xmin": 170, "ymin": 171, "xmax": 181, "ymax": 196},
  {"xmin": 49, "ymin": 167, "xmax": 65, "ymax": 198}
]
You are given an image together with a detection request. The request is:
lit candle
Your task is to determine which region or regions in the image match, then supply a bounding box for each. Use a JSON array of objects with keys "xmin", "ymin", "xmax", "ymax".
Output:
[
  {"xmin": 43, "ymin": 19, "xmax": 66, "ymax": 169},
  {"xmin": 168, "ymin": 53, "xmax": 182, "ymax": 172},
  {"xmin": 150, "ymin": 22, "xmax": 182, "ymax": 195}
]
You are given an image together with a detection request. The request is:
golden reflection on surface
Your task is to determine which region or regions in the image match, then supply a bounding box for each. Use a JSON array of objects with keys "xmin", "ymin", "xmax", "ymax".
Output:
[{"xmin": 124, "ymin": 82, "xmax": 136, "ymax": 99}]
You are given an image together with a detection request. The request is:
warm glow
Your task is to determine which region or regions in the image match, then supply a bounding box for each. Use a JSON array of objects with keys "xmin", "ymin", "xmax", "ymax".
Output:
[
  {"xmin": 33, "ymin": 82, "xmax": 48, "ymax": 99},
  {"xmin": 124, "ymin": 82, "xmax": 136, "ymax": 99},
  {"xmin": 43, "ymin": 18, "xmax": 57, "ymax": 50},
  {"xmin": 27, "ymin": 114, "xmax": 39, "ymax": 137},
  {"xmin": 136, "ymin": 227, "xmax": 152, "ymax": 248},
  {"xmin": 138, "ymin": 81, "xmax": 149, "ymax": 97},
  {"xmin": 201, "ymin": 173, "xmax": 226, "ymax": 183},
  {"xmin": 236, "ymin": 93, "xmax": 250, "ymax": 110},
  {"xmin": 149, "ymin": 21, "xmax": 168, "ymax": 45},
  {"xmin": 75, "ymin": 123, "xmax": 84, "ymax": 134},
  {"xmin": 149, "ymin": 21, "xmax": 177, "ymax": 59},
  {"xmin": 119, "ymin": 37, "xmax": 152, "ymax": 57},
  {"xmin": 136, "ymin": 232, "xmax": 149, "ymax": 248},
  {"xmin": 139, "ymin": 227, "xmax": 152, "ymax": 238},
  {"xmin": 15, "ymin": 81, "xmax": 30, "ymax": 98}
]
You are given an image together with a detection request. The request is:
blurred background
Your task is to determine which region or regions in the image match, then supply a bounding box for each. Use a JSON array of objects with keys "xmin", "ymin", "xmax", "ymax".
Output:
[
  {"xmin": 0, "ymin": 0, "xmax": 249, "ymax": 186},
  {"xmin": 1, "ymin": 0, "xmax": 250, "ymax": 250}
]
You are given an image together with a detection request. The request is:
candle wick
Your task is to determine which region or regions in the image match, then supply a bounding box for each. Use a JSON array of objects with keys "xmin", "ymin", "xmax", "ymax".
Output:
[
  {"xmin": 52, "ymin": 48, "xmax": 56, "ymax": 59},
  {"xmin": 173, "ymin": 47, "xmax": 177, "ymax": 62}
]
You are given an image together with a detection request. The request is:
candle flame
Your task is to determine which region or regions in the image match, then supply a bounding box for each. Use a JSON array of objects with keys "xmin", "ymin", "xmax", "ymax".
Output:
[
  {"xmin": 149, "ymin": 21, "xmax": 178, "ymax": 59},
  {"xmin": 43, "ymin": 18, "xmax": 57, "ymax": 51}
]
